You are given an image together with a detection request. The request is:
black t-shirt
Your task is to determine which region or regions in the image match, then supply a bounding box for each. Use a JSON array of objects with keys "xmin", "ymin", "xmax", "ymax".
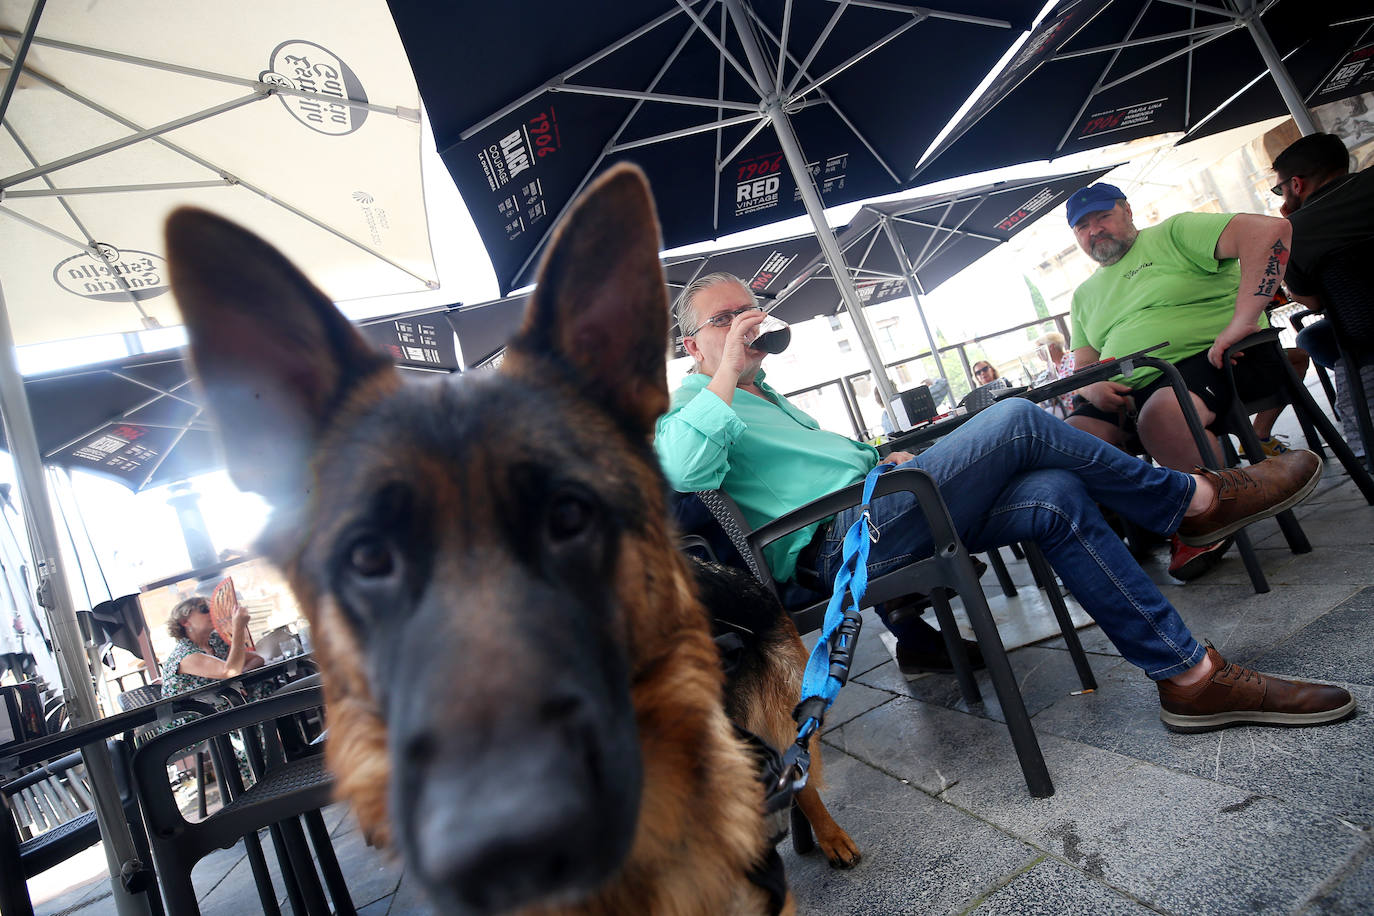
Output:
[{"xmin": 1285, "ymin": 168, "xmax": 1374, "ymax": 297}]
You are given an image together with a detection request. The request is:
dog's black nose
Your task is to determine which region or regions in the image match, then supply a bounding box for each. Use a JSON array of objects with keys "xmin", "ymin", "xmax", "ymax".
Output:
[{"xmin": 391, "ymin": 685, "xmax": 642, "ymax": 915}]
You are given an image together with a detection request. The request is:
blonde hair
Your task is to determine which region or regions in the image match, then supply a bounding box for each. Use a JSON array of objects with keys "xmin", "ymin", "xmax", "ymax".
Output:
[
  {"xmin": 167, "ymin": 595, "xmax": 209, "ymax": 640},
  {"xmin": 1036, "ymin": 331, "xmax": 1066, "ymax": 350}
]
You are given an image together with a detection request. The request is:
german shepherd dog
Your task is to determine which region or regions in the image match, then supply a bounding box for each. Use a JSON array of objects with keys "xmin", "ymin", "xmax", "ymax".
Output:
[{"xmin": 164, "ymin": 164, "xmax": 858, "ymax": 915}]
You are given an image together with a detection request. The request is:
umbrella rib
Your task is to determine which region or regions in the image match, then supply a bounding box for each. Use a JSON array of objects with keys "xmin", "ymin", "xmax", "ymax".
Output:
[
  {"xmin": 783, "ymin": 0, "xmax": 852, "ymax": 99},
  {"xmin": 831, "ymin": 0, "xmax": 1013, "ymax": 27},
  {"xmin": 138, "ymin": 413, "xmax": 198, "ymax": 492},
  {"xmin": 774, "ymin": 0, "xmax": 794, "ymax": 94},
  {"xmin": 752, "ymin": 17, "xmax": 903, "ymax": 185},
  {"xmin": 1184, "ymin": 3, "xmax": 1197, "ymax": 128},
  {"xmin": 109, "ymin": 373, "xmax": 202, "ymax": 409},
  {"xmin": 1, "ymin": 92, "xmax": 264, "ymax": 188},
  {"xmin": 1182, "ymin": 35, "xmax": 1303, "ymax": 138},
  {"xmin": 907, "ymin": 198, "xmax": 963, "ymax": 270},
  {"xmin": 5, "ymin": 180, "xmax": 233, "ymax": 198},
  {"xmin": 893, "ymin": 212, "xmax": 1003, "ymax": 244},
  {"xmin": 1051, "ymin": 23, "xmax": 1233, "ymax": 60},
  {"xmin": 0, "ymin": 28, "xmax": 419, "ymax": 120},
  {"xmin": 549, "ymin": 83, "xmax": 757, "ymax": 111},
  {"xmin": 1, "ymin": 61, "xmax": 438, "ymax": 290},
  {"xmin": 456, "ymin": 3, "xmax": 705, "ymax": 140},
  {"xmin": 1154, "ymin": 0, "xmax": 1234, "ymax": 16},
  {"xmin": 1055, "ymin": 0, "xmax": 1155, "ymax": 154},
  {"xmin": 717, "ymin": 118, "xmax": 774, "ymax": 172},
  {"xmin": 1, "ymin": 122, "xmax": 130, "ymax": 311},
  {"xmin": 674, "ymin": 0, "xmax": 764, "ymax": 98},
  {"xmin": 1096, "ymin": 27, "xmax": 1233, "ymax": 95},
  {"xmin": 0, "ymin": 0, "xmax": 45, "ymax": 128},
  {"xmin": 790, "ymin": 14, "xmax": 928, "ymax": 100},
  {"xmin": 500, "ymin": 9, "xmax": 713, "ymax": 289}
]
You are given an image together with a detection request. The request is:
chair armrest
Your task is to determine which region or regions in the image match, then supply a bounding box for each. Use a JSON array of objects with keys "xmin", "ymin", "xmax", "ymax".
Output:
[
  {"xmin": 751, "ymin": 467, "xmax": 963, "ymax": 559},
  {"xmin": 133, "ymin": 687, "xmax": 324, "ymax": 778},
  {"xmin": 1220, "ymin": 327, "xmax": 1282, "ymax": 362}
]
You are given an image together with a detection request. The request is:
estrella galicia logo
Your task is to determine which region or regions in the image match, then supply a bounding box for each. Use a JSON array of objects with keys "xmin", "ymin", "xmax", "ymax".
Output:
[
  {"xmin": 260, "ymin": 40, "xmax": 368, "ymax": 135},
  {"xmin": 53, "ymin": 244, "xmax": 169, "ymax": 302}
]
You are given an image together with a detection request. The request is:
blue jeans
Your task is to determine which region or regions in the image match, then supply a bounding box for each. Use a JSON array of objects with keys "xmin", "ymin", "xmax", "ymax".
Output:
[
  {"xmin": 1296, "ymin": 319, "xmax": 1339, "ymax": 369},
  {"xmin": 817, "ymin": 398, "xmax": 1206, "ymax": 681}
]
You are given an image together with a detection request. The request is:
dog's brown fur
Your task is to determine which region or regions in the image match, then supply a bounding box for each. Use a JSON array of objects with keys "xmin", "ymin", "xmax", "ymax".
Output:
[{"xmin": 164, "ymin": 165, "xmax": 855, "ymax": 915}]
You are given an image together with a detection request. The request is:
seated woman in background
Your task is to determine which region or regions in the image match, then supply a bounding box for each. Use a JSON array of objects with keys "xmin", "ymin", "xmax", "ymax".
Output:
[
  {"xmin": 972, "ymin": 360, "xmax": 1000, "ymax": 384},
  {"xmin": 161, "ymin": 595, "xmax": 265, "ymax": 698}
]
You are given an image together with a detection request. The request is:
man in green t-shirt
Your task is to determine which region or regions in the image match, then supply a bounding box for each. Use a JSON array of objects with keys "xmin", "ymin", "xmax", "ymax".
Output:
[{"xmin": 1064, "ymin": 183, "xmax": 1294, "ymax": 581}]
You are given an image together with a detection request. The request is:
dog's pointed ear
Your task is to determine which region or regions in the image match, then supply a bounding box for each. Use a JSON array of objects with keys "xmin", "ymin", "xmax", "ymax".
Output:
[
  {"xmin": 505, "ymin": 164, "xmax": 669, "ymax": 436},
  {"xmin": 165, "ymin": 207, "xmax": 392, "ymax": 508}
]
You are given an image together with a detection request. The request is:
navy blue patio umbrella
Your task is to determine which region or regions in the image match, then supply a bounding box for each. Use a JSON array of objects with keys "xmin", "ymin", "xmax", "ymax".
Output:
[
  {"xmin": 0, "ymin": 308, "xmax": 459, "ymax": 493},
  {"xmin": 386, "ymin": 0, "xmax": 1046, "ymax": 406},
  {"xmin": 445, "ymin": 166, "xmax": 1112, "ymax": 375},
  {"xmin": 912, "ymin": 0, "xmax": 1374, "ymax": 185}
]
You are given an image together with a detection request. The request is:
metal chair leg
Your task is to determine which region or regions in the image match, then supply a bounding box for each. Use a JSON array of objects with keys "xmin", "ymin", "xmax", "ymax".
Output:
[
  {"xmin": 953, "ymin": 555, "xmax": 1053, "ymax": 798},
  {"xmin": 304, "ymin": 809, "xmax": 356, "ymax": 916},
  {"xmin": 930, "ymin": 589, "xmax": 980, "ymax": 705},
  {"xmin": 984, "ymin": 546, "xmax": 1018, "ymax": 597},
  {"xmin": 1021, "ymin": 543, "xmax": 1095, "ymax": 691},
  {"xmin": 1286, "ymin": 349, "xmax": 1374, "ymax": 500}
]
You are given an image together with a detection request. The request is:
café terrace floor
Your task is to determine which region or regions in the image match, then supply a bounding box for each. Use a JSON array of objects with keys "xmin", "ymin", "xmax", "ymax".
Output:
[{"xmin": 29, "ymin": 399, "xmax": 1374, "ymax": 915}]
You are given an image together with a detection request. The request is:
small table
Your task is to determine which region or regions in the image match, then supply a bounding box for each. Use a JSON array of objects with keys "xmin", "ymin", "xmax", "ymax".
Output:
[
  {"xmin": 0, "ymin": 654, "xmax": 317, "ymax": 774},
  {"xmin": 878, "ymin": 343, "xmax": 1168, "ymax": 457}
]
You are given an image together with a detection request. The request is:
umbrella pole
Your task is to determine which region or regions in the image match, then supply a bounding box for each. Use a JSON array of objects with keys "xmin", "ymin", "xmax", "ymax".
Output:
[
  {"xmin": 723, "ymin": 0, "xmax": 899, "ymax": 409},
  {"xmin": 1237, "ymin": 1, "xmax": 1318, "ymax": 135},
  {"xmin": 0, "ymin": 281, "xmax": 155, "ymax": 916},
  {"xmin": 878, "ymin": 215, "xmax": 951, "ymax": 390}
]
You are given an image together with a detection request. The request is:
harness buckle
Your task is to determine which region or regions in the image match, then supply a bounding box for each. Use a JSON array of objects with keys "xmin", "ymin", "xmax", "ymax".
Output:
[{"xmin": 861, "ymin": 509, "xmax": 880, "ymax": 543}]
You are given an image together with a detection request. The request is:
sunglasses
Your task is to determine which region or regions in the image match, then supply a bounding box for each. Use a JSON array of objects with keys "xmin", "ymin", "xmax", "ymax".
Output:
[
  {"xmin": 1270, "ymin": 175, "xmax": 1303, "ymax": 196},
  {"xmin": 691, "ymin": 304, "xmax": 764, "ymax": 332},
  {"xmin": 974, "ymin": 366, "xmax": 994, "ymax": 375}
]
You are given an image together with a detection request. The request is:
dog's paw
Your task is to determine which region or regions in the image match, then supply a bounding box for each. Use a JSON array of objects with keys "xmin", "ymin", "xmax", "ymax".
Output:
[{"xmin": 817, "ymin": 828, "xmax": 862, "ymax": 869}]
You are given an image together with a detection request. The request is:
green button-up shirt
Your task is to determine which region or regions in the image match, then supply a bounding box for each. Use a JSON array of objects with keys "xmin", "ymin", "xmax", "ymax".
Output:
[{"xmin": 655, "ymin": 370, "xmax": 879, "ymax": 581}]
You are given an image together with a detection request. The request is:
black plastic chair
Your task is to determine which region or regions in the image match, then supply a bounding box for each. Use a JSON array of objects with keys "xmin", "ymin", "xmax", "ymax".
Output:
[
  {"xmin": 1288, "ymin": 308, "xmax": 1341, "ymax": 419},
  {"xmin": 1314, "ymin": 236, "xmax": 1374, "ymax": 472},
  {"xmin": 698, "ymin": 467, "xmax": 1100, "ymax": 799},
  {"xmin": 2, "ymin": 736, "xmax": 163, "ymax": 916},
  {"xmin": 132, "ymin": 686, "xmax": 354, "ymax": 916},
  {"xmin": 1210, "ymin": 329, "xmax": 1374, "ymax": 528}
]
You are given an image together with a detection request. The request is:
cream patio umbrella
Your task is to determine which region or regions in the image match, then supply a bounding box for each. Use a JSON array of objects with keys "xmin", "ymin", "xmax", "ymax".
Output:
[{"xmin": 0, "ymin": 2, "xmax": 435, "ymax": 911}]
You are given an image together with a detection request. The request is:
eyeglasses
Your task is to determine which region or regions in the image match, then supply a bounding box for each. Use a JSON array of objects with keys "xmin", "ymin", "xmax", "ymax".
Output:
[
  {"xmin": 1270, "ymin": 175, "xmax": 1303, "ymax": 196},
  {"xmin": 974, "ymin": 366, "xmax": 994, "ymax": 376},
  {"xmin": 687, "ymin": 304, "xmax": 764, "ymax": 334},
  {"xmin": 197, "ymin": 605, "xmax": 210, "ymax": 614}
]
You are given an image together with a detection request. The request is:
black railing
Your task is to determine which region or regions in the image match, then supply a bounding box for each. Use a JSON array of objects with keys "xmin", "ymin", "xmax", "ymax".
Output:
[{"xmin": 783, "ymin": 312, "xmax": 1073, "ymax": 440}]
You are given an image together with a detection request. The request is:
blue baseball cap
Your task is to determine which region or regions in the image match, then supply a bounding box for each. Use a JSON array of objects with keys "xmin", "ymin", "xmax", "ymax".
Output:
[{"xmin": 1065, "ymin": 183, "xmax": 1127, "ymax": 227}]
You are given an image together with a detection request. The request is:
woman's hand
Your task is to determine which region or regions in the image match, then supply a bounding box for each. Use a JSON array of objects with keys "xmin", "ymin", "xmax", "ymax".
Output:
[{"xmin": 232, "ymin": 606, "xmax": 251, "ymax": 633}]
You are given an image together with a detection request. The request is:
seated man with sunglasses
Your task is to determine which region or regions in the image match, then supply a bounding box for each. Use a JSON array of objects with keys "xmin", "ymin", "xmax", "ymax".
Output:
[{"xmin": 656, "ymin": 271, "xmax": 1352, "ymax": 733}]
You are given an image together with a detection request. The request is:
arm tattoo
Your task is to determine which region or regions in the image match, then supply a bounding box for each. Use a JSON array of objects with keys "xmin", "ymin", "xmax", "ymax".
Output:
[{"xmin": 1253, "ymin": 239, "xmax": 1289, "ymax": 298}]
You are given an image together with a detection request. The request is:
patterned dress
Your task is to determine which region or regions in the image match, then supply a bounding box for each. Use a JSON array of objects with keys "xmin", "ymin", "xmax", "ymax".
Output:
[{"xmin": 155, "ymin": 634, "xmax": 263, "ymax": 781}]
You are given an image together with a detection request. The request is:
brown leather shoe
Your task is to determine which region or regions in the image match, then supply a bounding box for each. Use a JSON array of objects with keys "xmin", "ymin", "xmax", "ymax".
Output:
[
  {"xmin": 1175, "ymin": 450, "xmax": 1322, "ymax": 546},
  {"xmin": 1158, "ymin": 646, "xmax": 1356, "ymax": 732}
]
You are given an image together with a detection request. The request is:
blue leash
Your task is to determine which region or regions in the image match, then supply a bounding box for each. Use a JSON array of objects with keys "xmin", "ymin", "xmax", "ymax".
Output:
[{"xmin": 768, "ymin": 465, "xmax": 885, "ymax": 807}]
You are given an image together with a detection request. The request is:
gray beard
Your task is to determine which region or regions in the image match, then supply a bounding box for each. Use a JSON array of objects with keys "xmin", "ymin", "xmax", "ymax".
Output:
[{"xmin": 1090, "ymin": 232, "xmax": 1136, "ymax": 265}]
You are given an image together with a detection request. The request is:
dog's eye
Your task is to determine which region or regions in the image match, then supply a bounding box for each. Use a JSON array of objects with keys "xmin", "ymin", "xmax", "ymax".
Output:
[
  {"xmin": 347, "ymin": 536, "xmax": 395, "ymax": 578},
  {"xmin": 546, "ymin": 492, "xmax": 595, "ymax": 542}
]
